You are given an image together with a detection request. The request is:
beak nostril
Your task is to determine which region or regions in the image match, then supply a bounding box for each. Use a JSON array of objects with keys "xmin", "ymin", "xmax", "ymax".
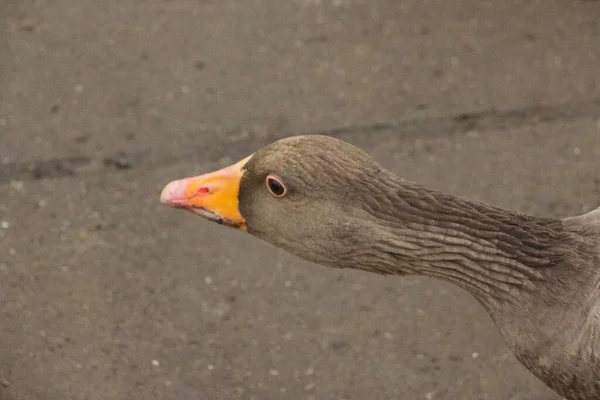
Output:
[{"xmin": 194, "ymin": 186, "xmax": 211, "ymax": 196}]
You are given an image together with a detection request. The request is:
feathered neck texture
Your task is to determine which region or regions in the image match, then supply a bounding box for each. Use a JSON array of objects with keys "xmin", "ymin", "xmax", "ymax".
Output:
[{"xmin": 346, "ymin": 170, "xmax": 568, "ymax": 309}]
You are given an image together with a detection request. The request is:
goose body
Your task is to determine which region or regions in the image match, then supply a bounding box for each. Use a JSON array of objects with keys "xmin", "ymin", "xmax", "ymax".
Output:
[{"xmin": 160, "ymin": 135, "xmax": 600, "ymax": 399}]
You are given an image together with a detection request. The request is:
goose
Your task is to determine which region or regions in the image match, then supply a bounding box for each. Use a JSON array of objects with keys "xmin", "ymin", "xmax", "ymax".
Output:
[{"xmin": 159, "ymin": 135, "xmax": 600, "ymax": 400}]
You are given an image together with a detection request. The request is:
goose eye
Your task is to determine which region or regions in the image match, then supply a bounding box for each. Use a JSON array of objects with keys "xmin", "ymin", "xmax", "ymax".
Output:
[{"xmin": 266, "ymin": 175, "xmax": 286, "ymax": 197}]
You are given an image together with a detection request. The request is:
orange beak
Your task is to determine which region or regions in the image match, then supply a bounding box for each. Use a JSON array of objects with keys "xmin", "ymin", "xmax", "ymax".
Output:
[{"xmin": 159, "ymin": 155, "xmax": 252, "ymax": 230}]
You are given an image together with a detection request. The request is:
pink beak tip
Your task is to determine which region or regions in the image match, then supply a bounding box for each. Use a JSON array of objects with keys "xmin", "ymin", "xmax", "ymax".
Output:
[{"xmin": 160, "ymin": 180, "xmax": 186, "ymax": 205}]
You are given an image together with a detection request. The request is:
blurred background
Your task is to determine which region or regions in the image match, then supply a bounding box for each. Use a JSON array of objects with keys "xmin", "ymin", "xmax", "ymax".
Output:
[{"xmin": 1, "ymin": 0, "xmax": 600, "ymax": 399}]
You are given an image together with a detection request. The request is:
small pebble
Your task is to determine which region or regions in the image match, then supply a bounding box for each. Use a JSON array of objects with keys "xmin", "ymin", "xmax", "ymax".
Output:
[
  {"xmin": 472, "ymin": 352, "xmax": 479, "ymax": 359},
  {"xmin": 573, "ymin": 147, "xmax": 581, "ymax": 155},
  {"xmin": 384, "ymin": 332, "xmax": 393, "ymax": 340},
  {"xmin": 74, "ymin": 84, "xmax": 83, "ymax": 92},
  {"xmin": 305, "ymin": 367, "xmax": 314, "ymax": 376},
  {"xmin": 207, "ymin": 364, "xmax": 214, "ymax": 370},
  {"xmin": 205, "ymin": 277, "xmax": 213, "ymax": 285},
  {"xmin": 304, "ymin": 383, "xmax": 315, "ymax": 391},
  {"xmin": 152, "ymin": 360, "xmax": 160, "ymax": 367},
  {"xmin": 269, "ymin": 369, "xmax": 280, "ymax": 376},
  {"xmin": 103, "ymin": 153, "xmax": 132, "ymax": 170},
  {"xmin": 284, "ymin": 280, "xmax": 292, "ymax": 287},
  {"xmin": 1, "ymin": 221, "xmax": 9, "ymax": 229}
]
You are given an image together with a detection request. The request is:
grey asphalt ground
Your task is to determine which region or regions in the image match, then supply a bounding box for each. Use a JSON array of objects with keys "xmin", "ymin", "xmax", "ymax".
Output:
[{"xmin": 2, "ymin": 0, "xmax": 600, "ymax": 399}]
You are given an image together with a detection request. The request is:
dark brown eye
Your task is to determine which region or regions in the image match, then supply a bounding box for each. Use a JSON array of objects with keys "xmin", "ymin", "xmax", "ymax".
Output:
[{"xmin": 266, "ymin": 175, "xmax": 286, "ymax": 197}]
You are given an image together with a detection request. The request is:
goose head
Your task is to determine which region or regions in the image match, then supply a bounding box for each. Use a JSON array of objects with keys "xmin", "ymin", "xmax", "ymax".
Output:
[{"xmin": 160, "ymin": 135, "xmax": 390, "ymax": 268}]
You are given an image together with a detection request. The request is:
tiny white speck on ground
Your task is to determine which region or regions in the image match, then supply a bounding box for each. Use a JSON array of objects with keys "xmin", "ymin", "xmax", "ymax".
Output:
[
  {"xmin": 305, "ymin": 367, "xmax": 314, "ymax": 376},
  {"xmin": 425, "ymin": 390, "xmax": 436, "ymax": 399},
  {"xmin": 205, "ymin": 276, "xmax": 212, "ymax": 284},
  {"xmin": 207, "ymin": 364, "xmax": 214, "ymax": 370},
  {"xmin": 384, "ymin": 332, "xmax": 393, "ymax": 340},
  {"xmin": 152, "ymin": 360, "xmax": 160, "ymax": 367},
  {"xmin": 1, "ymin": 221, "xmax": 9, "ymax": 229},
  {"xmin": 472, "ymin": 352, "xmax": 479, "ymax": 359},
  {"xmin": 573, "ymin": 147, "xmax": 581, "ymax": 155},
  {"xmin": 304, "ymin": 383, "xmax": 315, "ymax": 391},
  {"xmin": 10, "ymin": 181, "xmax": 24, "ymax": 191},
  {"xmin": 269, "ymin": 369, "xmax": 280, "ymax": 376}
]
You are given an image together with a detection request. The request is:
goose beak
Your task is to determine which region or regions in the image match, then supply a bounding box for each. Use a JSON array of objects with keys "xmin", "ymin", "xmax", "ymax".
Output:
[{"xmin": 160, "ymin": 155, "xmax": 252, "ymax": 230}]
